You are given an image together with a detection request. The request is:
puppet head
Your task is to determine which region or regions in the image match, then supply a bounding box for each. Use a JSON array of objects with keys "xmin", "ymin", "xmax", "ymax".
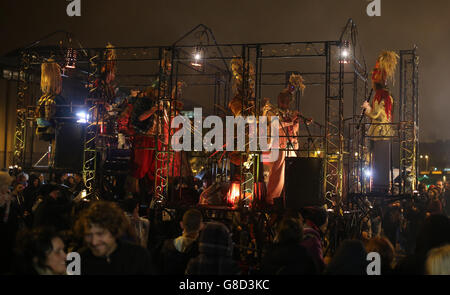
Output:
[
  {"xmin": 40, "ymin": 58, "xmax": 62, "ymax": 96},
  {"xmin": 372, "ymin": 51, "xmax": 399, "ymax": 89},
  {"xmin": 287, "ymin": 73, "xmax": 306, "ymax": 95}
]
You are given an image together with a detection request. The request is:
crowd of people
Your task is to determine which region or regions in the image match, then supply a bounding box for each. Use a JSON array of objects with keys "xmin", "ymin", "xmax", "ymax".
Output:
[{"xmin": 0, "ymin": 168, "xmax": 449, "ymax": 275}]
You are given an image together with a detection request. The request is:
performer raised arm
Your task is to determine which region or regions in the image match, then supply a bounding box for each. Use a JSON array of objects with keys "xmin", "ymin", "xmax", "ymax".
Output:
[{"xmin": 362, "ymin": 51, "xmax": 399, "ymax": 193}]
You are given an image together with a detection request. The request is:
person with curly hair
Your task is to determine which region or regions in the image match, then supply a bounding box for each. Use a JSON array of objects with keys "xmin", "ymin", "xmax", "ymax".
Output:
[{"xmin": 73, "ymin": 201, "xmax": 157, "ymax": 275}]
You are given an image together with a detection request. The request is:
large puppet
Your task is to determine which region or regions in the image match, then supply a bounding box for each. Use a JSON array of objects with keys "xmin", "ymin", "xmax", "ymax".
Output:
[
  {"xmin": 36, "ymin": 58, "xmax": 66, "ymax": 142},
  {"xmin": 35, "ymin": 58, "xmax": 71, "ymax": 170},
  {"xmin": 265, "ymin": 73, "xmax": 305, "ymax": 205},
  {"xmin": 362, "ymin": 51, "xmax": 399, "ymax": 193}
]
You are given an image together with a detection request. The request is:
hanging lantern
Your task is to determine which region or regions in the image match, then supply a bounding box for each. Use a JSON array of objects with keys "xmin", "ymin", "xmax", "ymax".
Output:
[
  {"xmin": 65, "ymin": 48, "xmax": 77, "ymax": 69},
  {"xmin": 191, "ymin": 46, "xmax": 205, "ymax": 68}
]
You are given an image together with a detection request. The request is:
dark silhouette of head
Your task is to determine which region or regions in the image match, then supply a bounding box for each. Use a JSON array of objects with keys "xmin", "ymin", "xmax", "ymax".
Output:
[
  {"xmin": 325, "ymin": 240, "xmax": 368, "ymax": 275},
  {"xmin": 274, "ymin": 217, "xmax": 304, "ymax": 245}
]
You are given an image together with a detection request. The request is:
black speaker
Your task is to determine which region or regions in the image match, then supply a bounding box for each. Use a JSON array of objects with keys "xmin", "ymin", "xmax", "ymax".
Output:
[
  {"xmin": 285, "ymin": 157, "xmax": 324, "ymax": 209},
  {"xmin": 54, "ymin": 123, "xmax": 85, "ymax": 171}
]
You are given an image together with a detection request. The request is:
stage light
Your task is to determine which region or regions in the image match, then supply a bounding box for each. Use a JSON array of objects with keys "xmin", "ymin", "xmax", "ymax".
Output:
[
  {"xmin": 191, "ymin": 46, "xmax": 204, "ymax": 68},
  {"xmin": 316, "ymin": 150, "xmax": 321, "ymax": 155},
  {"xmin": 420, "ymin": 155, "xmax": 423, "ymax": 159},
  {"xmin": 355, "ymin": 152, "xmax": 359, "ymax": 157},
  {"xmin": 339, "ymin": 40, "xmax": 351, "ymax": 64},
  {"xmin": 76, "ymin": 111, "xmax": 89, "ymax": 123},
  {"xmin": 364, "ymin": 168, "xmax": 372, "ymax": 178}
]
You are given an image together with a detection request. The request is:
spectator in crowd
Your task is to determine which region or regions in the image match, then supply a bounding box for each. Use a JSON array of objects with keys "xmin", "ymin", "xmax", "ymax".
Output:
[
  {"xmin": 437, "ymin": 181, "xmax": 447, "ymax": 212},
  {"xmin": 160, "ymin": 208, "xmax": 203, "ymax": 274},
  {"xmin": 425, "ymin": 244, "xmax": 450, "ymax": 275},
  {"xmin": 396, "ymin": 214, "xmax": 450, "ymax": 274},
  {"xmin": 22, "ymin": 174, "xmax": 42, "ymax": 227},
  {"xmin": 39, "ymin": 173, "xmax": 46, "ymax": 185},
  {"xmin": 13, "ymin": 227, "xmax": 67, "ymax": 275},
  {"xmin": 16, "ymin": 172, "xmax": 29, "ymax": 187},
  {"xmin": 260, "ymin": 216, "xmax": 318, "ymax": 275},
  {"xmin": 121, "ymin": 197, "xmax": 149, "ymax": 248},
  {"xmin": 55, "ymin": 173, "xmax": 67, "ymax": 186},
  {"xmin": 402, "ymin": 200, "xmax": 423, "ymax": 255},
  {"xmin": 444, "ymin": 181, "xmax": 450, "ymax": 217},
  {"xmin": 64, "ymin": 175, "xmax": 76, "ymax": 191},
  {"xmin": 436, "ymin": 181, "xmax": 444, "ymax": 194},
  {"xmin": 23, "ymin": 174, "xmax": 41, "ymax": 215},
  {"xmin": 427, "ymin": 185, "xmax": 443, "ymax": 215},
  {"xmin": 418, "ymin": 182, "xmax": 428, "ymax": 195},
  {"xmin": 324, "ymin": 240, "xmax": 368, "ymax": 275},
  {"xmin": 74, "ymin": 200, "xmax": 157, "ymax": 275},
  {"xmin": 299, "ymin": 206, "xmax": 328, "ymax": 273},
  {"xmin": 33, "ymin": 184, "xmax": 73, "ymax": 232},
  {"xmin": 365, "ymin": 236, "xmax": 396, "ymax": 275},
  {"xmin": 73, "ymin": 173, "xmax": 85, "ymax": 193},
  {"xmin": 0, "ymin": 171, "xmax": 16, "ymax": 274},
  {"xmin": 383, "ymin": 202, "xmax": 402, "ymax": 248},
  {"xmin": 9, "ymin": 182, "xmax": 27, "ymax": 231},
  {"xmin": 11, "ymin": 182, "xmax": 25, "ymax": 203},
  {"xmin": 185, "ymin": 221, "xmax": 240, "ymax": 275}
]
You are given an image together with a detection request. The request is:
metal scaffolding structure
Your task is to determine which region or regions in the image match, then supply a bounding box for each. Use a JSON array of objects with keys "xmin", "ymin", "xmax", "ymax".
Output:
[
  {"xmin": 9, "ymin": 20, "xmax": 421, "ymax": 211},
  {"xmin": 398, "ymin": 47, "xmax": 419, "ymax": 193},
  {"xmin": 13, "ymin": 52, "xmax": 33, "ymax": 168}
]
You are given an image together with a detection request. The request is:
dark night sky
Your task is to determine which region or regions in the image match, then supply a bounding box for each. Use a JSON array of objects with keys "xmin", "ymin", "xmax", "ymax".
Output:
[{"xmin": 1, "ymin": 0, "xmax": 449, "ymax": 142}]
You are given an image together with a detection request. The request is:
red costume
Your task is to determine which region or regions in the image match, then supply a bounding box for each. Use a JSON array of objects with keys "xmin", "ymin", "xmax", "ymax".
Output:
[{"xmin": 371, "ymin": 61, "xmax": 393, "ymax": 121}]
